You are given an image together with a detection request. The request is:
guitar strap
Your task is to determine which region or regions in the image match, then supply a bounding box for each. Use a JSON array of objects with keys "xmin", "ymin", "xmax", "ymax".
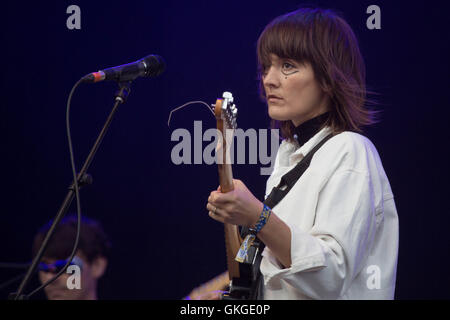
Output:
[{"xmin": 244, "ymin": 132, "xmax": 334, "ymax": 299}]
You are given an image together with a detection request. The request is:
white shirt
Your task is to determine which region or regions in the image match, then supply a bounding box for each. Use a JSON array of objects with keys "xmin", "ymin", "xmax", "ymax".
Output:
[{"xmin": 260, "ymin": 126, "xmax": 399, "ymax": 299}]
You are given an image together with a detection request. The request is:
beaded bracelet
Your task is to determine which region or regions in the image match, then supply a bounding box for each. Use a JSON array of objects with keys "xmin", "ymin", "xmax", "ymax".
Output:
[
  {"xmin": 235, "ymin": 204, "xmax": 272, "ymax": 263},
  {"xmin": 250, "ymin": 204, "xmax": 272, "ymax": 234}
]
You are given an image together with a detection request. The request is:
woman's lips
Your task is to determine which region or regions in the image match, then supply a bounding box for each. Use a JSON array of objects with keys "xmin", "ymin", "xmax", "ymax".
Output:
[{"xmin": 268, "ymin": 96, "xmax": 283, "ymax": 102}]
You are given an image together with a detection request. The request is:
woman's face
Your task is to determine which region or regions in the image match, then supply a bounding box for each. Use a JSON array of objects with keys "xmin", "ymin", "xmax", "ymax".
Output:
[{"xmin": 262, "ymin": 54, "xmax": 330, "ymax": 126}]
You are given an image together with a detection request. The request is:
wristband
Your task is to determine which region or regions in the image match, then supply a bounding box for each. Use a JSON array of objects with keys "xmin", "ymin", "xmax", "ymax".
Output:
[
  {"xmin": 235, "ymin": 204, "xmax": 272, "ymax": 263},
  {"xmin": 250, "ymin": 204, "xmax": 272, "ymax": 233}
]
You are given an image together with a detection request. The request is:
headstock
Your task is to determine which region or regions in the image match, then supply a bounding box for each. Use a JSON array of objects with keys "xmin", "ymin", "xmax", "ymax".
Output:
[{"xmin": 213, "ymin": 91, "xmax": 238, "ymax": 133}]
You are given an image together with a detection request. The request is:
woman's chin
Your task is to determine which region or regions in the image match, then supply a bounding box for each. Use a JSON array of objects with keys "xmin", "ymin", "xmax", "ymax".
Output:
[{"xmin": 268, "ymin": 109, "xmax": 292, "ymax": 122}]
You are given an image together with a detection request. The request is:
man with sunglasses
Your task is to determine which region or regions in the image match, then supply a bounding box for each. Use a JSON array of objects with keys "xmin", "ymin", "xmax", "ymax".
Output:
[{"xmin": 32, "ymin": 215, "xmax": 111, "ymax": 300}]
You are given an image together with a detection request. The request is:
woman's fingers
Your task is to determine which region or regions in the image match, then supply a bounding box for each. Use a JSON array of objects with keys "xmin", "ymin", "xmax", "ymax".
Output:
[
  {"xmin": 209, "ymin": 190, "xmax": 234, "ymax": 205},
  {"xmin": 208, "ymin": 210, "xmax": 225, "ymax": 223},
  {"xmin": 206, "ymin": 203, "xmax": 216, "ymax": 213},
  {"xmin": 206, "ymin": 203, "xmax": 226, "ymax": 223}
]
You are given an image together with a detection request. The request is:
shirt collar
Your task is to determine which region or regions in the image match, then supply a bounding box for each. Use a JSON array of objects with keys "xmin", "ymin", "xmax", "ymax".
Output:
[
  {"xmin": 293, "ymin": 112, "xmax": 330, "ymax": 148},
  {"xmin": 288, "ymin": 113, "xmax": 332, "ymax": 165}
]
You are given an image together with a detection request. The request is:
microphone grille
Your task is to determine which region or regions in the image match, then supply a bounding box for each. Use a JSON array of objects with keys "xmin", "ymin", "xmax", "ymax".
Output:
[{"xmin": 142, "ymin": 54, "xmax": 166, "ymax": 77}]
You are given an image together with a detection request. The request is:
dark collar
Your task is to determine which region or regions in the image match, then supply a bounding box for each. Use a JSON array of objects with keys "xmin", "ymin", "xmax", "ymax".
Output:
[{"xmin": 293, "ymin": 112, "xmax": 330, "ymax": 147}]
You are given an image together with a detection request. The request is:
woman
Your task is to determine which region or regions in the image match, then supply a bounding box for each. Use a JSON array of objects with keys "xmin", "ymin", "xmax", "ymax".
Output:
[{"xmin": 203, "ymin": 7, "xmax": 398, "ymax": 300}]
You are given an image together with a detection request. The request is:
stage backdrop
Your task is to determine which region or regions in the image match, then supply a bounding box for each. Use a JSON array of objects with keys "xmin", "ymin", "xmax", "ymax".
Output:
[{"xmin": 1, "ymin": 0, "xmax": 449, "ymax": 299}]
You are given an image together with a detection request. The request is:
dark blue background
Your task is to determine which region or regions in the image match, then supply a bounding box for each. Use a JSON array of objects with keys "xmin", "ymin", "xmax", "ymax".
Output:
[{"xmin": 1, "ymin": 0, "xmax": 449, "ymax": 299}]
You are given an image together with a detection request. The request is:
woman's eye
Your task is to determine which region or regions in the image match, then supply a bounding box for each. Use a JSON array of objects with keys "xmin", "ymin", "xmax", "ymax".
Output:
[
  {"xmin": 282, "ymin": 62, "xmax": 294, "ymax": 70},
  {"xmin": 281, "ymin": 62, "xmax": 299, "ymax": 76}
]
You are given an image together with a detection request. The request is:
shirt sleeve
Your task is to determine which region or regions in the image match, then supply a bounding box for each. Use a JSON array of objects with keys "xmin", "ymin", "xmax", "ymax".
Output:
[{"xmin": 261, "ymin": 168, "xmax": 378, "ymax": 299}]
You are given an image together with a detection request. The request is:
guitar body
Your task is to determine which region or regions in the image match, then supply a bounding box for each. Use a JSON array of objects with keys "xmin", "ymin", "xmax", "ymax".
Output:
[{"xmin": 213, "ymin": 92, "xmax": 260, "ymax": 300}]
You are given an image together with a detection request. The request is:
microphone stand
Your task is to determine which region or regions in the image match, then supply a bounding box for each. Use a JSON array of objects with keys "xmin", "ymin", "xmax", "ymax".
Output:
[{"xmin": 9, "ymin": 81, "xmax": 132, "ymax": 300}]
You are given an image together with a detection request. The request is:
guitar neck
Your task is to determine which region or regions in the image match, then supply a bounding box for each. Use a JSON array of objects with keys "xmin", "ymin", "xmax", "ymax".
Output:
[
  {"xmin": 214, "ymin": 96, "xmax": 242, "ymax": 281},
  {"xmin": 217, "ymin": 133, "xmax": 242, "ymax": 280}
]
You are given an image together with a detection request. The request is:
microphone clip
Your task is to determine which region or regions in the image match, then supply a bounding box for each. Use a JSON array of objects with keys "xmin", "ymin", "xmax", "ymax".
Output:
[{"xmin": 114, "ymin": 81, "xmax": 131, "ymax": 104}]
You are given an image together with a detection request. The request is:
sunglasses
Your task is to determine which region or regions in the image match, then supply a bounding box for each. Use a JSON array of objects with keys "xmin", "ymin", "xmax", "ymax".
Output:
[{"xmin": 38, "ymin": 256, "xmax": 83, "ymax": 274}]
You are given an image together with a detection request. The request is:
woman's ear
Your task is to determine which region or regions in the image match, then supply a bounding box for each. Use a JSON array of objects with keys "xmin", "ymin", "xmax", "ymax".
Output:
[
  {"xmin": 320, "ymin": 79, "xmax": 333, "ymax": 97},
  {"xmin": 90, "ymin": 256, "xmax": 108, "ymax": 279}
]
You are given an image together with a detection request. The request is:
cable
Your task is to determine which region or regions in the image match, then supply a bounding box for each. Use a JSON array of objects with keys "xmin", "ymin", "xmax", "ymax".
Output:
[
  {"xmin": 0, "ymin": 262, "xmax": 31, "ymax": 269},
  {"xmin": 24, "ymin": 79, "xmax": 84, "ymax": 299},
  {"xmin": 0, "ymin": 273, "xmax": 28, "ymax": 291},
  {"xmin": 167, "ymin": 100, "xmax": 215, "ymax": 127}
]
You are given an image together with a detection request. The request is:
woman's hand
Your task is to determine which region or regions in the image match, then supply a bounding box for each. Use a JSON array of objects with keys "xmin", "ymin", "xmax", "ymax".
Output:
[
  {"xmin": 207, "ymin": 179, "xmax": 292, "ymax": 268},
  {"xmin": 206, "ymin": 179, "xmax": 263, "ymax": 227}
]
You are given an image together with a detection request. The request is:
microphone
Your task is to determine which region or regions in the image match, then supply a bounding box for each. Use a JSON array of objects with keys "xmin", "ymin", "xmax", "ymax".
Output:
[{"xmin": 81, "ymin": 54, "xmax": 165, "ymax": 83}]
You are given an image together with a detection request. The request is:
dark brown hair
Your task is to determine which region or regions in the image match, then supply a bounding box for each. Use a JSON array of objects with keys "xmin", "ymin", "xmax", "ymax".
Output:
[
  {"xmin": 257, "ymin": 7, "xmax": 379, "ymax": 140},
  {"xmin": 32, "ymin": 215, "xmax": 111, "ymax": 263}
]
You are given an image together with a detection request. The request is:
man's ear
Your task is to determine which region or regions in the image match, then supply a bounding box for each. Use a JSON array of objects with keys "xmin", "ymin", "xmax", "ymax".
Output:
[{"xmin": 90, "ymin": 256, "xmax": 108, "ymax": 279}]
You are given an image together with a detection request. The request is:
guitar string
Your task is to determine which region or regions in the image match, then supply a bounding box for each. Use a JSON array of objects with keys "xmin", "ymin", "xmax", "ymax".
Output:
[{"xmin": 167, "ymin": 100, "xmax": 216, "ymax": 127}]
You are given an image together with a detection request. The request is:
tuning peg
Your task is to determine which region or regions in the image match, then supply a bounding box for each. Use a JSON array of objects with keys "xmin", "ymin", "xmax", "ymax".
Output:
[
  {"xmin": 223, "ymin": 92, "xmax": 232, "ymax": 99},
  {"xmin": 223, "ymin": 92, "xmax": 233, "ymax": 103}
]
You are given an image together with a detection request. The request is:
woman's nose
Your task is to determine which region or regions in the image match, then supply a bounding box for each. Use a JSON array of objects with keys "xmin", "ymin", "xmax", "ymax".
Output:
[{"xmin": 263, "ymin": 66, "xmax": 280, "ymax": 89}]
